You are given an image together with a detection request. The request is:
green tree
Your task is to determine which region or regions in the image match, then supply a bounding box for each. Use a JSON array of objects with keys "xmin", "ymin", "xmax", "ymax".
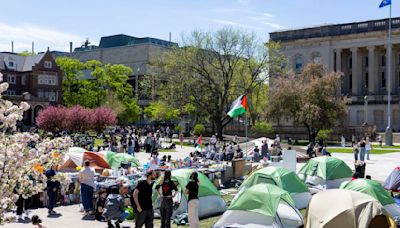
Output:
[
  {"xmin": 193, "ymin": 124, "xmax": 206, "ymax": 136},
  {"xmin": 267, "ymin": 63, "xmax": 347, "ymax": 142},
  {"xmin": 144, "ymin": 101, "xmax": 180, "ymax": 121},
  {"xmin": 151, "ymin": 28, "xmax": 277, "ymax": 140},
  {"xmin": 56, "ymin": 57, "xmax": 139, "ymax": 123},
  {"xmin": 18, "ymin": 50, "xmax": 35, "ymax": 56}
]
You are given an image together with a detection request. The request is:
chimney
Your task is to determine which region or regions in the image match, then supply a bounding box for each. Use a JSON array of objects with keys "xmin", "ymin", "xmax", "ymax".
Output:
[
  {"xmin": 69, "ymin": 42, "xmax": 73, "ymax": 53},
  {"xmin": 11, "ymin": 41, "xmax": 14, "ymax": 53},
  {"xmin": 32, "ymin": 42, "xmax": 34, "ymax": 54}
]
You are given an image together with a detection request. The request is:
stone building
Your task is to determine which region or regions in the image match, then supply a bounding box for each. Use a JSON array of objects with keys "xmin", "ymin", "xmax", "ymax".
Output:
[
  {"xmin": 0, "ymin": 51, "xmax": 63, "ymax": 125},
  {"xmin": 270, "ymin": 17, "xmax": 400, "ymax": 132},
  {"xmin": 53, "ymin": 34, "xmax": 176, "ymax": 107}
]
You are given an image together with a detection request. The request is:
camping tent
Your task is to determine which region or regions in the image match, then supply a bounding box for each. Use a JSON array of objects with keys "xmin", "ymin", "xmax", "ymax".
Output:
[
  {"xmin": 297, "ymin": 157, "xmax": 352, "ymax": 191},
  {"xmin": 60, "ymin": 151, "xmax": 111, "ymax": 172},
  {"xmin": 153, "ymin": 169, "xmax": 227, "ymax": 219},
  {"xmin": 305, "ymin": 189, "xmax": 396, "ymax": 228},
  {"xmin": 384, "ymin": 167, "xmax": 400, "ymax": 192},
  {"xmin": 213, "ymin": 183, "xmax": 303, "ymax": 228},
  {"xmin": 239, "ymin": 166, "xmax": 311, "ymax": 209},
  {"xmin": 340, "ymin": 179, "xmax": 400, "ymax": 218},
  {"xmin": 99, "ymin": 151, "xmax": 140, "ymax": 169}
]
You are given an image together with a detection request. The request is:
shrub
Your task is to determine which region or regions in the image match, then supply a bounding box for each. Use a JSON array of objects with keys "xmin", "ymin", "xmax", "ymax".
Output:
[
  {"xmin": 174, "ymin": 125, "xmax": 183, "ymax": 133},
  {"xmin": 252, "ymin": 121, "xmax": 274, "ymax": 135},
  {"xmin": 193, "ymin": 124, "xmax": 206, "ymax": 136},
  {"xmin": 317, "ymin": 129, "xmax": 333, "ymax": 141}
]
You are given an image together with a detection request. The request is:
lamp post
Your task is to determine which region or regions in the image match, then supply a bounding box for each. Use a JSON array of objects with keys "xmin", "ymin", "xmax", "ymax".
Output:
[
  {"xmin": 364, "ymin": 95, "xmax": 368, "ymax": 125},
  {"xmin": 135, "ymin": 63, "xmax": 147, "ymax": 99}
]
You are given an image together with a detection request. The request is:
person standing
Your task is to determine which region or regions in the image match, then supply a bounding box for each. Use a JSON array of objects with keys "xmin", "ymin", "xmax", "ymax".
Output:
[
  {"xmin": 261, "ymin": 141, "xmax": 269, "ymax": 160},
  {"xmin": 360, "ymin": 137, "xmax": 366, "ymax": 161},
  {"xmin": 186, "ymin": 172, "xmax": 199, "ymax": 228},
  {"xmin": 351, "ymin": 135, "xmax": 355, "ymax": 147},
  {"xmin": 103, "ymin": 187, "xmax": 125, "ymax": 228},
  {"xmin": 155, "ymin": 170, "xmax": 177, "ymax": 228},
  {"xmin": 127, "ymin": 137, "xmax": 134, "ymax": 156},
  {"xmin": 79, "ymin": 160, "xmax": 95, "ymax": 215},
  {"xmin": 132, "ymin": 170, "xmax": 156, "ymax": 228},
  {"xmin": 341, "ymin": 135, "xmax": 346, "ymax": 147},
  {"xmin": 45, "ymin": 165, "xmax": 60, "ymax": 215},
  {"xmin": 365, "ymin": 137, "xmax": 372, "ymax": 160},
  {"xmin": 252, "ymin": 145, "xmax": 261, "ymax": 162},
  {"xmin": 179, "ymin": 133, "xmax": 184, "ymax": 148},
  {"xmin": 353, "ymin": 141, "xmax": 359, "ymax": 162}
]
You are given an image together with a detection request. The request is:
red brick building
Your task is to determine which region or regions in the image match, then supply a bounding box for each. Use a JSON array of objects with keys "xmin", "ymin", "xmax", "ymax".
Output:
[{"xmin": 0, "ymin": 51, "xmax": 62, "ymax": 125}]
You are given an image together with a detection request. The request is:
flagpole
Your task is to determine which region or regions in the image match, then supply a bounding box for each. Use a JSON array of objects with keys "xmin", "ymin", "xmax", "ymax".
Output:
[
  {"xmin": 245, "ymin": 111, "xmax": 248, "ymax": 159},
  {"xmin": 386, "ymin": 1, "xmax": 393, "ymax": 145}
]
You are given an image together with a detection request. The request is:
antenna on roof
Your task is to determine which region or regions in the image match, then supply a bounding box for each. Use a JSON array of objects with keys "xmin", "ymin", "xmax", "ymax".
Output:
[
  {"xmin": 82, "ymin": 38, "xmax": 90, "ymax": 48},
  {"xmin": 32, "ymin": 42, "xmax": 34, "ymax": 54},
  {"xmin": 169, "ymin": 32, "xmax": 171, "ymax": 43},
  {"xmin": 11, "ymin": 41, "xmax": 14, "ymax": 53}
]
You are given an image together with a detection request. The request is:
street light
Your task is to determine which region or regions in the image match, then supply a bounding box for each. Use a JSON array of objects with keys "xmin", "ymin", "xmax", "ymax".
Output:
[{"xmin": 364, "ymin": 95, "xmax": 368, "ymax": 125}]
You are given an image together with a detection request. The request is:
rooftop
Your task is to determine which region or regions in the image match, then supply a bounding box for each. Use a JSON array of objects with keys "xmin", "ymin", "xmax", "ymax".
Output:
[
  {"xmin": 270, "ymin": 17, "xmax": 400, "ymax": 42},
  {"xmin": 74, "ymin": 34, "xmax": 177, "ymax": 52},
  {"xmin": 0, "ymin": 52, "xmax": 45, "ymax": 72}
]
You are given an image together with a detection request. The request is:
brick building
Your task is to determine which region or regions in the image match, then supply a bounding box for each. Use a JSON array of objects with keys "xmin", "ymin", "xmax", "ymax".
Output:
[{"xmin": 0, "ymin": 51, "xmax": 62, "ymax": 125}]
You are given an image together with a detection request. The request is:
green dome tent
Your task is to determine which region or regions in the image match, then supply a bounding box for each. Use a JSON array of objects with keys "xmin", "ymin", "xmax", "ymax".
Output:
[
  {"xmin": 298, "ymin": 157, "xmax": 352, "ymax": 191},
  {"xmin": 340, "ymin": 179, "xmax": 400, "ymax": 218},
  {"xmin": 240, "ymin": 166, "xmax": 311, "ymax": 209},
  {"xmin": 153, "ymin": 169, "xmax": 226, "ymax": 219},
  {"xmin": 99, "ymin": 151, "xmax": 140, "ymax": 169},
  {"xmin": 214, "ymin": 183, "xmax": 303, "ymax": 228}
]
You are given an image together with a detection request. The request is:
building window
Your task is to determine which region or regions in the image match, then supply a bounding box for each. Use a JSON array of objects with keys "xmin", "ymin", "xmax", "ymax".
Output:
[
  {"xmin": 382, "ymin": 55, "xmax": 386, "ymax": 67},
  {"xmin": 21, "ymin": 75, "xmax": 26, "ymax": 85},
  {"xmin": 312, "ymin": 52, "xmax": 322, "ymax": 63},
  {"xmin": 349, "ymin": 57, "xmax": 352, "ymax": 69},
  {"xmin": 8, "ymin": 61, "xmax": 14, "ymax": 68},
  {"xmin": 44, "ymin": 61, "xmax": 52, "ymax": 69},
  {"xmin": 365, "ymin": 72, "xmax": 368, "ymax": 88},
  {"xmin": 294, "ymin": 55, "xmax": 303, "ymax": 71},
  {"xmin": 38, "ymin": 75, "xmax": 57, "ymax": 85},
  {"xmin": 7, "ymin": 75, "xmax": 16, "ymax": 84},
  {"xmin": 382, "ymin": 71, "xmax": 386, "ymax": 88},
  {"xmin": 6, "ymin": 90, "xmax": 16, "ymax": 96},
  {"xmin": 349, "ymin": 74, "xmax": 352, "ymax": 89},
  {"xmin": 365, "ymin": 56, "xmax": 369, "ymax": 67},
  {"xmin": 398, "ymin": 71, "xmax": 400, "ymax": 87}
]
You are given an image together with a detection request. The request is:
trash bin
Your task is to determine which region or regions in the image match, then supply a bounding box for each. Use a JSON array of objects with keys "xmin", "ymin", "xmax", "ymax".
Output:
[{"xmin": 232, "ymin": 159, "xmax": 245, "ymax": 179}]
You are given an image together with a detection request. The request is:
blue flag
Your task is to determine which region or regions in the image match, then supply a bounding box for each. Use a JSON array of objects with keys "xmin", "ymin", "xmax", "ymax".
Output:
[{"xmin": 380, "ymin": 0, "xmax": 391, "ymax": 8}]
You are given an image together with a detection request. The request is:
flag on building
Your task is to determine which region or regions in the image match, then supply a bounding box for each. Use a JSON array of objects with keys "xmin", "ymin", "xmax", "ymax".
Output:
[
  {"xmin": 227, "ymin": 95, "xmax": 247, "ymax": 118},
  {"xmin": 379, "ymin": 0, "xmax": 391, "ymax": 8}
]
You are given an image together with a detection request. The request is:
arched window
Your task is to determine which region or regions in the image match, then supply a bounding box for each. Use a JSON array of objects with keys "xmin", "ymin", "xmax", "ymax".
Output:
[
  {"xmin": 311, "ymin": 52, "xmax": 322, "ymax": 63},
  {"xmin": 294, "ymin": 54, "xmax": 303, "ymax": 71}
]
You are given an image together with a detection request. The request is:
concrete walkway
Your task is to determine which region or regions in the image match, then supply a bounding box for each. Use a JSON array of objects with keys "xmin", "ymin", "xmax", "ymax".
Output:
[{"xmin": 4, "ymin": 204, "xmax": 134, "ymax": 228}]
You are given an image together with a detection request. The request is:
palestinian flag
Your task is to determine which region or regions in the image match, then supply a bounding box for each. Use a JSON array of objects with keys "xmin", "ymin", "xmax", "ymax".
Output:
[{"xmin": 227, "ymin": 95, "xmax": 247, "ymax": 118}]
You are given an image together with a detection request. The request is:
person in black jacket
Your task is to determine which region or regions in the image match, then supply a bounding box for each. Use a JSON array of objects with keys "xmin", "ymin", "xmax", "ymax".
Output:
[
  {"xmin": 45, "ymin": 166, "xmax": 60, "ymax": 215},
  {"xmin": 155, "ymin": 170, "xmax": 177, "ymax": 228}
]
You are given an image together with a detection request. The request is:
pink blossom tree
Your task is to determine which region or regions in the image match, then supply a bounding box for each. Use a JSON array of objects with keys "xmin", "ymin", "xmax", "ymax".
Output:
[
  {"xmin": 36, "ymin": 106, "xmax": 66, "ymax": 132},
  {"xmin": 64, "ymin": 105, "xmax": 91, "ymax": 133},
  {"xmin": 90, "ymin": 107, "xmax": 117, "ymax": 134}
]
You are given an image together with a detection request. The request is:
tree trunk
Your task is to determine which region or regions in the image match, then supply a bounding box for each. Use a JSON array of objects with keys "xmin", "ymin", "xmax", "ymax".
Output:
[{"xmin": 215, "ymin": 120, "xmax": 224, "ymax": 141}]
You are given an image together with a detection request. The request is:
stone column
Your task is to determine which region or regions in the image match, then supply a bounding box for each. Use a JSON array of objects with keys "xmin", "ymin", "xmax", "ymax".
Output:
[
  {"xmin": 351, "ymin": 47, "xmax": 359, "ymax": 95},
  {"xmin": 335, "ymin": 49, "xmax": 342, "ymax": 72},
  {"xmin": 367, "ymin": 46, "xmax": 376, "ymax": 94}
]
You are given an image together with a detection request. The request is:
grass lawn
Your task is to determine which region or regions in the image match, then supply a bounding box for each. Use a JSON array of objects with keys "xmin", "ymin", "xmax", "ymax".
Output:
[
  {"xmin": 330, "ymin": 148, "xmax": 400, "ymax": 154},
  {"xmin": 158, "ymin": 149, "xmax": 178, "ymax": 153},
  {"xmin": 372, "ymin": 144, "xmax": 400, "ymax": 149}
]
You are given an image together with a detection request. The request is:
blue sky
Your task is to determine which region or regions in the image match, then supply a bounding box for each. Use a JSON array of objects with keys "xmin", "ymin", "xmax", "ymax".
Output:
[{"xmin": 0, "ymin": 0, "xmax": 396, "ymax": 52}]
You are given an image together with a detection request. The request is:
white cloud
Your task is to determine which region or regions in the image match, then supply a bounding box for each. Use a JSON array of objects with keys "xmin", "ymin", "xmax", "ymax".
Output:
[
  {"xmin": 0, "ymin": 22, "xmax": 83, "ymax": 52},
  {"xmin": 263, "ymin": 22, "xmax": 286, "ymax": 30},
  {"xmin": 211, "ymin": 19, "xmax": 263, "ymax": 30}
]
